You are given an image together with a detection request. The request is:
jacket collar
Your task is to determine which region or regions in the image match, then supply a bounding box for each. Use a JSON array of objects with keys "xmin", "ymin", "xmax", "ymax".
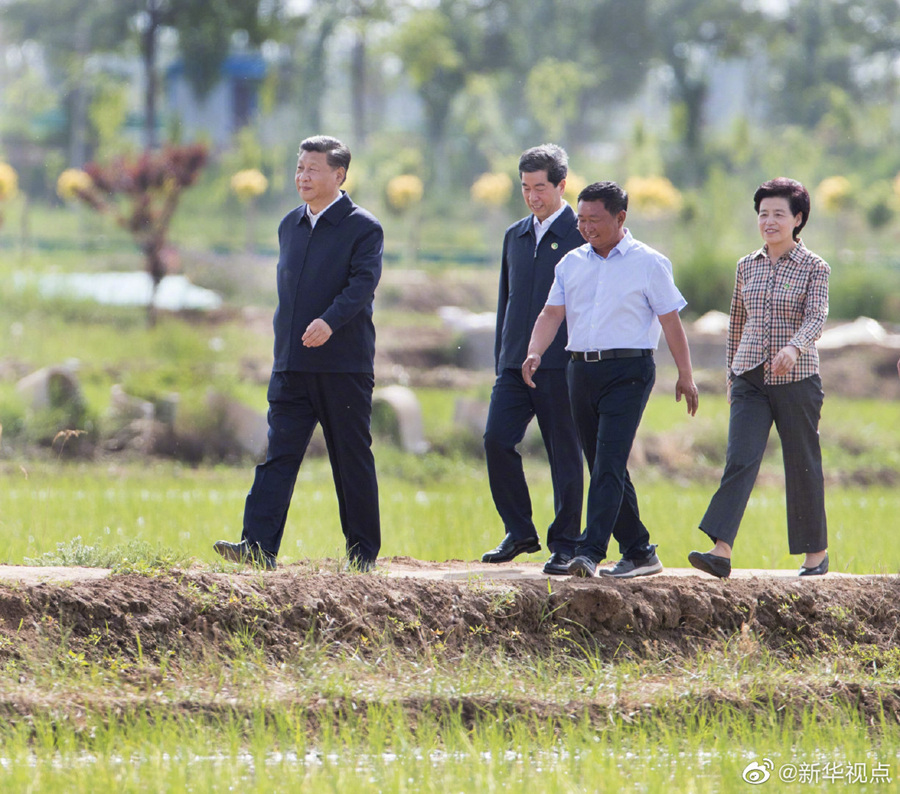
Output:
[
  {"xmin": 516, "ymin": 202, "xmax": 577, "ymax": 238},
  {"xmin": 297, "ymin": 190, "xmax": 353, "ymax": 227}
]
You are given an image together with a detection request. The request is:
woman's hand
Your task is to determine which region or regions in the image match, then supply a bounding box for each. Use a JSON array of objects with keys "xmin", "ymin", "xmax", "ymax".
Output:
[{"xmin": 771, "ymin": 344, "xmax": 799, "ymax": 376}]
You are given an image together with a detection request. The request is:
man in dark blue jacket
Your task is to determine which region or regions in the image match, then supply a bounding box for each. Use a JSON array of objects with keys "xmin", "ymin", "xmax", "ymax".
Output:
[
  {"xmin": 215, "ymin": 136, "xmax": 382, "ymax": 571},
  {"xmin": 481, "ymin": 144, "xmax": 584, "ymax": 575}
]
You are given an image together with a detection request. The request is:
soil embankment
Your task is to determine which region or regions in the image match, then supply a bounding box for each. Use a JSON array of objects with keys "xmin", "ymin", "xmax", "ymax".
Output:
[
  {"xmin": 0, "ymin": 561, "xmax": 897, "ymax": 662},
  {"xmin": 2, "ymin": 561, "xmax": 899, "ymax": 729}
]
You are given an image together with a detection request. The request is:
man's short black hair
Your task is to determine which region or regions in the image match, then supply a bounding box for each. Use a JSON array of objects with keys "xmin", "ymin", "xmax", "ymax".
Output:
[
  {"xmin": 577, "ymin": 181, "xmax": 628, "ymax": 215},
  {"xmin": 753, "ymin": 177, "xmax": 810, "ymax": 240},
  {"xmin": 518, "ymin": 144, "xmax": 568, "ymax": 187},
  {"xmin": 299, "ymin": 136, "xmax": 351, "ymax": 183}
]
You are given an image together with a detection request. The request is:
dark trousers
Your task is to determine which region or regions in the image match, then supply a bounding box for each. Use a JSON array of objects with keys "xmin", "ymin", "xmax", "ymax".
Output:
[
  {"xmin": 483, "ymin": 368, "xmax": 582, "ymax": 554},
  {"xmin": 567, "ymin": 357, "xmax": 656, "ymax": 563},
  {"xmin": 242, "ymin": 370, "xmax": 380, "ymax": 562},
  {"xmin": 700, "ymin": 365, "xmax": 826, "ymax": 554}
]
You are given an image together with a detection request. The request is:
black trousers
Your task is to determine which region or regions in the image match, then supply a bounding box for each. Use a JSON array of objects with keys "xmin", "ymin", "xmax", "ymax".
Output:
[
  {"xmin": 567, "ymin": 356, "xmax": 656, "ymax": 563},
  {"xmin": 242, "ymin": 370, "xmax": 381, "ymax": 562},
  {"xmin": 700, "ymin": 364, "xmax": 827, "ymax": 554},
  {"xmin": 483, "ymin": 368, "xmax": 582, "ymax": 554}
]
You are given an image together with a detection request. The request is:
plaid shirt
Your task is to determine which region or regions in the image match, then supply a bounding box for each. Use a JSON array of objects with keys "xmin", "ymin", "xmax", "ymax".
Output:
[{"xmin": 727, "ymin": 240, "xmax": 830, "ymax": 386}]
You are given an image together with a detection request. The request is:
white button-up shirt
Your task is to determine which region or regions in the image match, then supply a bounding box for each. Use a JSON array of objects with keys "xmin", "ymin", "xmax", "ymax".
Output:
[
  {"xmin": 546, "ymin": 229, "xmax": 687, "ymax": 351},
  {"xmin": 532, "ymin": 201, "xmax": 569, "ymax": 248}
]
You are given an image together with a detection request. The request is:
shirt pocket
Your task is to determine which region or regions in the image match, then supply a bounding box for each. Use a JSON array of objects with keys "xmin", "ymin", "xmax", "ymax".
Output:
[{"xmin": 772, "ymin": 276, "xmax": 807, "ymax": 323}]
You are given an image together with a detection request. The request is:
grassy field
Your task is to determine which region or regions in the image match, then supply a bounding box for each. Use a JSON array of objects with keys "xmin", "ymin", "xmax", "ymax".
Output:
[
  {"xmin": 3, "ymin": 450, "xmax": 900, "ymax": 574},
  {"xmin": 2, "ymin": 237, "xmax": 900, "ymax": 792},
  {"xmin": 1, "ymin": 700, "xmax": 894, "ymax": 792}
]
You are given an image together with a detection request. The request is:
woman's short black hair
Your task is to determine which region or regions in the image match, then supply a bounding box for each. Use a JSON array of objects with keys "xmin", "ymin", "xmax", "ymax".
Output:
[{"xmin": 753, "ymin": 177, "xmax": 810, "ymax": 240}]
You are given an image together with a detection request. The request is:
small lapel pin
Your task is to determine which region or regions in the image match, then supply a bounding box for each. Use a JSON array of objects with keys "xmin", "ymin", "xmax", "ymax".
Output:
[{"xmin": 551, "ymin": 242, "xmax": 558, "ymax": 250}]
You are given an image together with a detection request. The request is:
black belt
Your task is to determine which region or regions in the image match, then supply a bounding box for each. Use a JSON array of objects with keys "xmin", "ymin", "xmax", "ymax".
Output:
[{"xmin": 570, "ymin": 349, "xmax": 653, "ymax": 362}]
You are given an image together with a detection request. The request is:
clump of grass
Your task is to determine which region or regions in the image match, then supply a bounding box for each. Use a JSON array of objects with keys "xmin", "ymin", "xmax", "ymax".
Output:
[{"xmin": 24, "ymin": 535, "xmax": 193, "ymax": 571}]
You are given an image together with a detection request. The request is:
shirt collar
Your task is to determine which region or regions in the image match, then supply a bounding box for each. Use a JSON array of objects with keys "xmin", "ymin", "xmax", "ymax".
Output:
[
  {"xmin": 753, "ymin": 238, "xmax": 807, "ymax": 263},
  {"xmin": 532, "ymin": 200, "xmax": 569, "ymax": 233},
  {"xmin": 588, "ymin": 228, "xmax": 634, "ymax": 260}
]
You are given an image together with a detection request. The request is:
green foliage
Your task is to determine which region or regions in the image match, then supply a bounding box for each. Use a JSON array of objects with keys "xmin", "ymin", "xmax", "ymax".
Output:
[
  {"xmin": 25, "ymin": 535, "xmax": 192, "ymax": 570},
  {"xmin": 525, "ymin": 59, "xmax": 584, "ymax": 141},
  {"xmin": 87, "ymin": 76, "xmax": 130, "ymax": 162}
]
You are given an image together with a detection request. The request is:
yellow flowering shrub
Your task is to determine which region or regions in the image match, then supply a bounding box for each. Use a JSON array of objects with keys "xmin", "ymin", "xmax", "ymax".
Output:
[
  {"xmin": 562, "ymin": 172, "xmax": 587, "ymax": 205},
  {"xmin": 471, "ymin": 172, "xmax": 513, "ymax": 207},
  {"xmin": 891, "ymin": 173, "xmax": 900, "ymax": 203},
  {"xmin": 0, "ymin": 162, "xmax": 19, "ymax": 201},
  {"xmin": 624, "ymin": 176, "xmax": 683, "ymax": 217},
  {"xmin": 56, "ymin": 169, "xmax": 94, "ymax": 202},
  {"xmin": 230, "ymin": 169, "xmax": 269, "ymax": 201},
  {"xmin": 386, "ymin": 174, "xmax": 424, "ymax": 212},
  {"xmin": 817, "ymin": 176, "xmax": 853, "ymax": 213}
]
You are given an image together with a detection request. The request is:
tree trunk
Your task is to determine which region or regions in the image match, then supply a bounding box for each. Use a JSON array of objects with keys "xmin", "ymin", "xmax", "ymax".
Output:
[
  {"xmin": 301, "ymin": 15, "xmax": 339, "ymax": 135},
  {"xmin": 68, "ymin": 16, "xmax": 90, "ymax": 168},
  {"xmin": 350, "ymin": 31, "xmax": 367, "ymax": 146},
  {"xmin": 142, "ymin": 3, "xmax": 161, "ymax": 150}
]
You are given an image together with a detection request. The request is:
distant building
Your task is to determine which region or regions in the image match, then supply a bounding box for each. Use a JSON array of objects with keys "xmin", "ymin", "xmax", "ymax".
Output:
[{"xmin": 166, "ymin": 53, "xmax": 267, "ymax": 148}]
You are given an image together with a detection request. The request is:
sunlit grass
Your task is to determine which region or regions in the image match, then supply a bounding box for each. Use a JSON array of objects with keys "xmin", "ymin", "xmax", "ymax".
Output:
[
  {"xmin": 0, "ymin": 635, "xmax": 897, "ymax": 794},
  {"xmin": 1, "ymin": 454, "xmax": 899, "ymax": 574}
]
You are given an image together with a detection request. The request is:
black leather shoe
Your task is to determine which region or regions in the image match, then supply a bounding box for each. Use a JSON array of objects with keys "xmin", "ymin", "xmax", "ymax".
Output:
[
  {"xmin": 543, "ymin": 551, "xmax": 573, "ymax": 576},
  {"xmin": 567, "ymin": 555, "xmax": 598, "ymax": 578},
  {"xmin": 481, "ymin": 533, "xmax": 541, "ymax": 563},
  {"xmin": 213, "ymin": 539, "xmax": 277, "ymax": 571},
  {"xmin": 799, "ymin": 552, "xmax": 828, "ymax": 577},
  {"xmin": 344, "ymin": 557, "xmax": 377, "ymax": 573},
  {"xmin": 687, "ymin": 550, "xmax": 731, "ymax": 579}
]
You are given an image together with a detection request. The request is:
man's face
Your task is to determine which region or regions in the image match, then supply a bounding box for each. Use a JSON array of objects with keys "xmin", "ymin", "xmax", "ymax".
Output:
[
  {"xmin": 295, "ymin": 150, "xmax": 344, "ymax": 210},
  {"xmin": 577, "ymin": 200, "xmax": 626, "ymax": 256},
  {"xmin": 521, "ymin": 169, "xmax": 565, "ymax": 222}
]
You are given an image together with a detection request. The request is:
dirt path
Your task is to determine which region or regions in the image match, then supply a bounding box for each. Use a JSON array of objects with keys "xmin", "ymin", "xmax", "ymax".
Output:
[
  {"xmin": 0, "ymin": 558, "xmax": 875, "ymax": 586},
  {"xmin": 0, "ymin": 559, "xmax": 897, "ymax": 668}
]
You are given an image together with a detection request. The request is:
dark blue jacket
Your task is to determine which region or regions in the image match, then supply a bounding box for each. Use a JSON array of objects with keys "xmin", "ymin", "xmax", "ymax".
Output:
[
  {"xmin": 495, "ymin": 204, "xmax": 584, "ymax": 372},
  {"xmin": 272, "ymin": 192, "xmax": 383, "ymax": 373}
]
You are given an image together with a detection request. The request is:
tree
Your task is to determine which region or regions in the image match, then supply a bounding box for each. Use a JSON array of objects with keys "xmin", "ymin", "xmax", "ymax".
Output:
[
  {"xmin": 4, "ymin": 0, "xmax": 281, "ymax": 152},
  {"xmin": 765, "ymin": 0, "xmax": 900, "ymax": 129},
  {"xmin": 3, "ymin": 0, "xmax": 132, "ymax": 166},
  {"xmin": 130, "ymin": 0, "xmax": 280, "ymax": 149},
  {"xmin": 645, "ymin": 0, "xmax": 763, "ymax": 184},
  {"xmin": 393, "ymin": 1, "xmax": 484, "ymax": 186},
  {"xmin": 69, "ymin": 144, "xmax": 209, "ymax": 325}
]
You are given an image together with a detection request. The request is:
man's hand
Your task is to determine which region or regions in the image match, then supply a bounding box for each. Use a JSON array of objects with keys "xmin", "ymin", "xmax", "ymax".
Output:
[
  {"xmin": 522, "ymin": 353, "xmax": 541, "ymax": 388},
  {"xmin": 302, "ymin": 318, "xmax": 333, "ymax": 348},
  {"xmin": 726, "ymin": 378, "xmax": 732, "ymax": 406},
  {"xmin": 675, "ymin": 373, "xmax": 699, "ymax": 416},
  {"xmin": 771, "ymin": 344, "xmax": 799, "ymax": 376}
]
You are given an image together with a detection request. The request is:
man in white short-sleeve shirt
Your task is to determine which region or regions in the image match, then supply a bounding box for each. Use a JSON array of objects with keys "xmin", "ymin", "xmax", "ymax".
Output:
[{"xmin": 523, "ymin": 181, "xmax": 699, "ymax": 578}]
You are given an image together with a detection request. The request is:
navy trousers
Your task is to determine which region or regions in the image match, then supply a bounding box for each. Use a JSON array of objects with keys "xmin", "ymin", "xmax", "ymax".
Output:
[
  {"xmin": 242, "ymin": 370, "xmax": 381, "ymax": 562},
  {"xmin": 483, "ymin": 368, "xmax": 582, "ymax": 554},
  {"xmin": 566, "ymin": 356, "xmax": 656, "ymax": 563},
  {"xmin": 700, "ymin": 364, "xmax": 827, "ymax": 554}
]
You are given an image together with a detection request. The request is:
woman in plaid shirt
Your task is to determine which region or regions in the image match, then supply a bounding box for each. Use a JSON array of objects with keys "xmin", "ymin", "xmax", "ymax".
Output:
[{"xmin": 689, "ymin": 178, "xmax": 830, "ymax": 579}]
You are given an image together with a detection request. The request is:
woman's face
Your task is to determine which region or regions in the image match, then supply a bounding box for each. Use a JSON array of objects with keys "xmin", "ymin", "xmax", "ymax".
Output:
[{"xmin": 757, "ymin": 196, "xmax": 802, "ymax": 249}]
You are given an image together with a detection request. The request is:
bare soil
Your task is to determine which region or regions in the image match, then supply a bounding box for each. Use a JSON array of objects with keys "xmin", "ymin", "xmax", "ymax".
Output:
[
  {"xmin": 1, "ymin": 560, "xmax": 899, "ymax": 730},
  {"xmin": 1, "ymin": 560, "xmax": 897, "ymax": 663}
]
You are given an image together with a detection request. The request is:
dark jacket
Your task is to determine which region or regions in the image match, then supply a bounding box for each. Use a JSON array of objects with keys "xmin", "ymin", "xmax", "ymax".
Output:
[
  {"xmin": 495, "ymin": 204, "xmax": 583, "ymax": 372},
  {"xmin": 272, "ymin": 192, "xmax": 383, "ymax": 373}
]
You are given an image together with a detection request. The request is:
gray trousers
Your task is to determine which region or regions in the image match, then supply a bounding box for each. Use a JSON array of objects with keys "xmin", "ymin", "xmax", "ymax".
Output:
[{"xmin": 700, "ymin": 364, "xmax": 827, "ymax": 554}]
